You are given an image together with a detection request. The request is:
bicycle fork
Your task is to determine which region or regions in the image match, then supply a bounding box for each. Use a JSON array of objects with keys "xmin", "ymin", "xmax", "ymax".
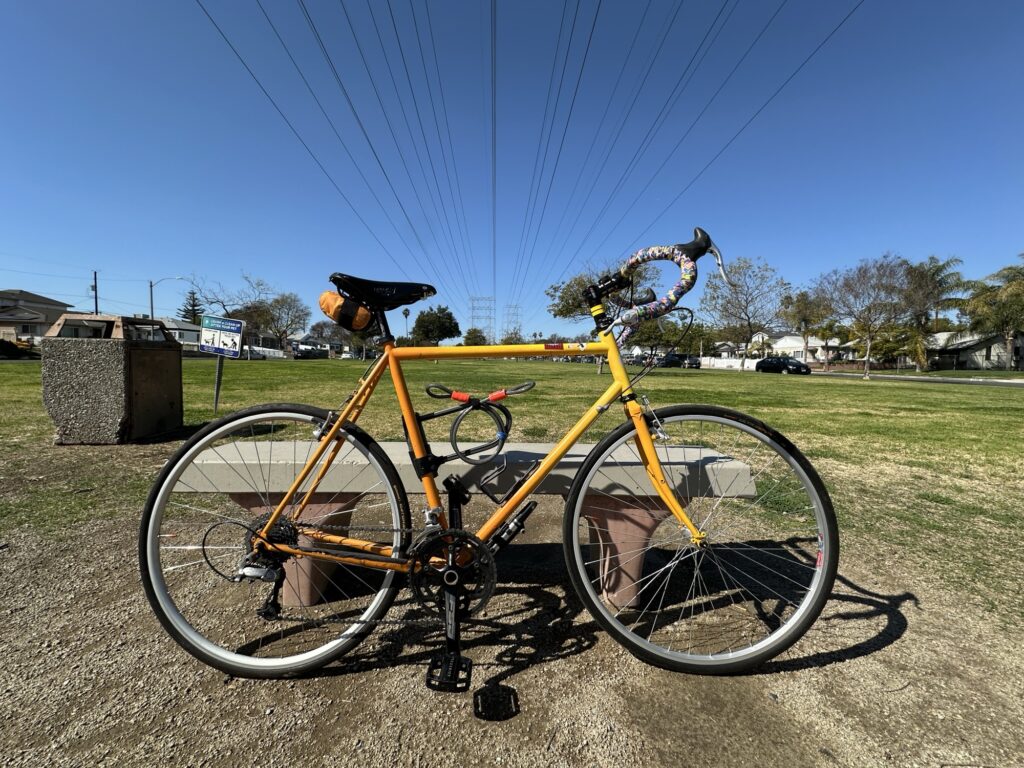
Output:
[{"xmin": 627, "ymin": 398, "xmax": 706, "ymax": 546}]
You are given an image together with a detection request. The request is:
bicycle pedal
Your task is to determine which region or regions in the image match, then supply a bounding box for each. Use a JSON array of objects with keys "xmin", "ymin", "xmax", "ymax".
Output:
[{"xmin": 425, "ymin": 652, "xmax": 472, "ymax": 692}]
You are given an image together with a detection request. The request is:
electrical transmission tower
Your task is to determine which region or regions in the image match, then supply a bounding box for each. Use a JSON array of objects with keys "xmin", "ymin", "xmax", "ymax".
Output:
[
  {"xmin": 502, "ymin": 304, "xmax": 522, "ymax": 341},
  {"xmin": 470, "ymin": 296, "xmax": 495, "ymax": 343}
]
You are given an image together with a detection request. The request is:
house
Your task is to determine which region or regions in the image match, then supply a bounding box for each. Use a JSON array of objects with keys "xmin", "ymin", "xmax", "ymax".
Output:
[
  {"xmin": 159, "ymin": 318, "xmax": 201, "ymax": 350},
  {"xmin": 0, "ymin": 290, "xmax": 72, "ymax": 343},
  {"xmin": 928, "ymin": 331, "xmax": 1021, "ymax": 370},
  {"xmin": 771, "ymin": 334, "xmax": 844, "ymax": 362},
  {"xmin": 714, "ymin": 332, "xmax": 780, "ymax": 359}
]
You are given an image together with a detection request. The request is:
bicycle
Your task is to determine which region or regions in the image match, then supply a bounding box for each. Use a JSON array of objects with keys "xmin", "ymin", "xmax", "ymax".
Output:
[{"xmin": 139, "ymin": 228, "xmax": 838, "ymax": 689}]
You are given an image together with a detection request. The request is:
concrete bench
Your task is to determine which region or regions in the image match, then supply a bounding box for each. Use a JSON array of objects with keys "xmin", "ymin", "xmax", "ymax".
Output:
[{"xmin": 178, "ymin": 442, "xmax": 754, "ymax": 608}]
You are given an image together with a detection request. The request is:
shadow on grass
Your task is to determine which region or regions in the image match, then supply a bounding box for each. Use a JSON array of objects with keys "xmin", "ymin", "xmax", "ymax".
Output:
[
  {"xmin": 301, "ymin": 545, "xmax": 915, "ymax": 719},
  {"xmin": 132, "ymin": 423, "xmax": 209, "ymax": 444}
]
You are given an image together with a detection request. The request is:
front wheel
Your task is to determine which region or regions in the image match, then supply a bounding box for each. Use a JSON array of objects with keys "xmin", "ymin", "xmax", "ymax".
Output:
[
  {"xmin": 563, "ymin": 404, "xmax": 838, "ymax": 674},
  {"xmin": 139, "ymin": 404, "xmax": 411, "ymax": 678}
]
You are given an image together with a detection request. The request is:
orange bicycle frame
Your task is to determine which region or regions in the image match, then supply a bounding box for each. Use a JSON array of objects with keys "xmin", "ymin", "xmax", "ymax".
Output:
[{"xmin": 258, "ymin": 329, "xmax": 702, "ymax": 568}]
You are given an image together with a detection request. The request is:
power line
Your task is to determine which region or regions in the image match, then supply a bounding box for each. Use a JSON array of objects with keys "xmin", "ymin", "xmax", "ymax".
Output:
[
  {"xmin": 254, "ymin": 0, "xmax": 435, "ymax": 289},
  {"xmin": 410, "ymin": 0, "xmax": 476, "ymax": 278},
  {"xmin": 510, "ymin": 0, "xmax": 652, "ymax": 307},
  {"xmin": 621, "ymin": 0, "xmax": 867, "ymax": 254},
  {"xmin": 509, "ymin": 0, "xmax": 582, "ymax": 297},
  {"xmin": 381, "ymin": 0, "xmax": 474, "ymax": 299},
  {"xmin": 522, "ymin": 0, "xmax": 866, "ymax": 331},
  {"xmin": 490, "ymin": 0, "xmax": 497, "ymax": 316},
  {"xmin": 589, "ymin": 0, "xmax": 790, "ymax": 257},
  {"xmin": 334, "ymin": 0, "xmax": 473, "ymax": 301},
  {"xmin": 296, "ymin": 0, "xmax": 469, "ymax": 307},
  {"xmin": 192, "ymin": 0, "xmax": 414, "ymax": 282},
  {"xmin": 514, "ymin": 0, "xmax": 603, "ymax": 304},
  {"xmin": 507, "ymin": 0, "xmax": 574, "ymax": 297},
  {"xmin": 363, "ymin": 0, "xmax": 475, "ymax": 292},
  {"xmin": 528, "ymin": 0, "xmax": 731, "ymax": 303}
]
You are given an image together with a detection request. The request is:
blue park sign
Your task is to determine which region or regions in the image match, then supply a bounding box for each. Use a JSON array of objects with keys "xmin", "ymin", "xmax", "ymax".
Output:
[{"xmin": 199, "ymin": 315, "xmax": 244, "ymax": 359}]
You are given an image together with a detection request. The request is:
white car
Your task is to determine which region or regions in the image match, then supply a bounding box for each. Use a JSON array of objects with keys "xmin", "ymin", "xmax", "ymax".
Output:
[{"xmin": 339, "ymin": 351, "xmax": 355, "ymax": 360}]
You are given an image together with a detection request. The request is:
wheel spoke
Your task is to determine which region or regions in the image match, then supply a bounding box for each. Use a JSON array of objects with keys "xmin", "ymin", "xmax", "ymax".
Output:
[{"xmin": 567, "ymin": 407, "xmax": 836, "ymax": 671}]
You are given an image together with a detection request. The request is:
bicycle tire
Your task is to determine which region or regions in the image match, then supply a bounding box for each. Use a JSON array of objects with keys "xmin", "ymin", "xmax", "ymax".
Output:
[
  {"xmin": 139, "ymin": 403, "xmax": 411, "ymax": 678},
  {"xmin": 563, "ymin": 404, "xmax": 838, "ymax": 674}
]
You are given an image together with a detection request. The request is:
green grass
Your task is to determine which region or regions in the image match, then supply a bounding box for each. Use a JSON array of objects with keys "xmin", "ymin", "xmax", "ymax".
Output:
[{"xmin": 2, "ymin": 358, "xmax": 1023, "ymax": 623}]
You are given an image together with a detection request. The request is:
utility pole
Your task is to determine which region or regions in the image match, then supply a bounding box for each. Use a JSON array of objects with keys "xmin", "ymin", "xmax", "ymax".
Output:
[
  {"xmin": 92, "ymin": 271, "xmax": 98, "ymax": 314},
  {"xmin": 149, "ymin": 276, "xmax": 185, "ymax": 322}
]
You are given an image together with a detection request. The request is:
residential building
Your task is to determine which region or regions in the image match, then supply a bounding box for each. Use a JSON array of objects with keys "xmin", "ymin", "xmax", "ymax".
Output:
[
  {"xmin": 159, "ymin": 318, "xmax": 201, "ymax": 350},
  {"xmin": 928, "ymin": 331, "xmax": 1021, "ymax": 370},
  {"xmin": 0, "ymin": 290, "xmax": 73, "ymax": 343}
]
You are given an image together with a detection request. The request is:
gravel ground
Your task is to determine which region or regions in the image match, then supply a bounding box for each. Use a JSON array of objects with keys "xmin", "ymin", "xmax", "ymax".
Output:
[{"xmin": 2, "ymin": 502, "xmax": 1022, "ymax": 768}]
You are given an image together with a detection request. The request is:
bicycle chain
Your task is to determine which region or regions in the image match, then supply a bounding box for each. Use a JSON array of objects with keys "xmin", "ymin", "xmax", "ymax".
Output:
[{"xmin": 286, "ymin": 521, "xmax": 445, "ymax": 629}]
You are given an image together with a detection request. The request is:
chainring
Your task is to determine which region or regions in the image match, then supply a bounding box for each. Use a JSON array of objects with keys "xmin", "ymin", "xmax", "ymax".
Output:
[{"xmin": 409, "ymin": 529, "xmax": 496, "ymax": 617}]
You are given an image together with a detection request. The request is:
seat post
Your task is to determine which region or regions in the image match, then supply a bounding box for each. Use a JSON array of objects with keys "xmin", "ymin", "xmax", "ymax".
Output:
[{"xmin": 375, "ymin": 310, "xmax": 394, "ymax": 343}]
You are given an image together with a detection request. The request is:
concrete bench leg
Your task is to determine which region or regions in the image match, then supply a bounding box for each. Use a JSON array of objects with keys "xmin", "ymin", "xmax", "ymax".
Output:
[
  {"xmin": 229, "ymin": 493, "xmax": 357, "ymax": 608},
  {"xmin": 580, "ymin": 495, "xmax": 681, "ymax": 610}
]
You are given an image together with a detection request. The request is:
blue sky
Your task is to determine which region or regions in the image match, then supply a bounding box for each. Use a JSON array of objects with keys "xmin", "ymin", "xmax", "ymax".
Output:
[{"xmin": 2, "ymin": 1, "xmax": 1022, "ymax": 338}]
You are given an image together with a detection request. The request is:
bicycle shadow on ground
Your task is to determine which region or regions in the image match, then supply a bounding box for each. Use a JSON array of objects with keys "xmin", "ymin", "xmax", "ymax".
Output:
[
  {"xmin": 315, "ymin": 542, "xmax": 599, "ymax": 719},
  {"xmin": 133, "ymin": 423, "xmax": 208, "ymax": 444},
  {"xmin": 315, "ymin": 546, "xmax": 918, "ymax": 719},
  {"xmin": 757, "ymin": 570, "xmax": 919, "ymax": 675}
]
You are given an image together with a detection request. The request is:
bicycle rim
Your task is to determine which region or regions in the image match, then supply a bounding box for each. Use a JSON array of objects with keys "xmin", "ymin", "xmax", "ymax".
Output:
[
  {"xmin": 140, "ymin": 406, "xmax": 409, "ymax": 677},
  {"xmin": 564, "ymin": 405, "xmax": 837, "ymax": 673}
]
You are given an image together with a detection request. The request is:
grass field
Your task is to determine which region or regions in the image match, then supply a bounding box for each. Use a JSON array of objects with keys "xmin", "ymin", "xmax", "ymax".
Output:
[{"xmin": 2, "ymin": 357, "xmax": 1022, "ymax": 624}]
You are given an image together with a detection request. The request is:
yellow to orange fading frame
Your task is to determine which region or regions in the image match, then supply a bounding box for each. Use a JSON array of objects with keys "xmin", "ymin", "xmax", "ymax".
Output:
[{"xmin": 258, "ymin": 328, "xmax": 703, "ymax": 570}]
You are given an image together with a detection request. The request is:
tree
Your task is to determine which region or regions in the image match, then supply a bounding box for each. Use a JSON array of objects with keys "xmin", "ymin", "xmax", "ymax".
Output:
[
  {"xmin": 814, "ymin": 256, "xmax": 905, "ymax": 378},
  {"xmin": 309, "ymin": 320, "xmax": 349, "ymax": 345},
  {"xmin": 191, "ymin": 274, "xmax": 272, "ymax": 317},
  {"xmin": 546, "ymin": 263, "xmax": 655, "ymax": 323},
  {"xmin": 674, "ymin": 321, "xmax": 716, "ymax": 357},
  {"xmin": 263, "ymin": 293, "xmax": 311, "ymax": 350},
  {"xmin": 699, "ymin": 257, "xmax": 789, "ymax": 368},
  {"xmin": 808, "ymin": 317, "xmax": 846, "ymax": 371},
  {"xmin": 957, "ymin": 256, "xmax": 1024, "ymax": 370},
  {"xmin": 462, "ymin": 327, "xmax": 488, "ymax": 346},
  {"xmin": 780, "ymin": 290, "xmax": 829, "ymax": 364},
  {"xmin": 412, "ymin": 305, "xmax": 460, "ymax": 346},
  {"xmin": 177, "ymin": 290, "xmax": 205, "ymax": 324},
  {"xmin": 500, "ymin": 328, "xmax": 525, "ymax": 345},
  {"xmin": 628, "ymin": 319, "xmax": 668, "ymax": 358},
  {"xmin": 190, "ymin": 274, "xmax": 275, "ymax": 349},
  {"xmin": 902, "ymin": 256, "xmax": 964, "ymax": 370},
  {"xmin": 233, "ymin": 301, "xmax": 273, "ymax": 348}
]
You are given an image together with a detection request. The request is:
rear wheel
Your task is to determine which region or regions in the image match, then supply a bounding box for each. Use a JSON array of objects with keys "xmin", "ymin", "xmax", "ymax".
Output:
[
  {"xmin": 563, "ymin": 404, "xmax": 837, "ymax": 674},
  {"xmin": 139, "ymin": 404, "xmax": 410, "ymax": 678}
]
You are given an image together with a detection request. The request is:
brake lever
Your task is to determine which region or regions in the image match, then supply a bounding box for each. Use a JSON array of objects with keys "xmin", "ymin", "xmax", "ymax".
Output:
[{"xmin": 708, "ymin": 240, "xmax": 731, "ymax": 287}]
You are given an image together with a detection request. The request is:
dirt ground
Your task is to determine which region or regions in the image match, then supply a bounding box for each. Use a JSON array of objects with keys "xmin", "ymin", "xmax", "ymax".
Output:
[{"xmin": 2, "ymin": 496, "xmax": 1022, "ymax": 768}]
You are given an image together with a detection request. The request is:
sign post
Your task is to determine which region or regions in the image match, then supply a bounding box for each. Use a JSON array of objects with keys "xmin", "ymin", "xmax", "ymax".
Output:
[{"xmin": 199, "ymin": 315, "xmax": 244, "ymax": 414}]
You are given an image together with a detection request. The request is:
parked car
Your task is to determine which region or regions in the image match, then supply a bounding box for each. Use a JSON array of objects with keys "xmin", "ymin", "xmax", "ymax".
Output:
[
  {"xmin": 655, "ymin": 354, "xmax": 685, "ymax": 368},
  {"xmin": 339, "ymin": 351, "xmax": 355, "ymax": 360},
  {"xmin": 683, "ymin": 356, "xmax": 701, "ymax": 369},
  {"xmin": 755, "ymin": 357, "xmax": 811, "ymax": 375},
  {"xmin": 294, "ymin": 347, "xmax": 328, "ymax": 360}
]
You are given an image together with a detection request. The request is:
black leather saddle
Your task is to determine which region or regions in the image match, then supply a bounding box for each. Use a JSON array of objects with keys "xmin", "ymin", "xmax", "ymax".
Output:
[{"xmin": 329, "ymin": 273, "xmax": 437, "ymax": 311}]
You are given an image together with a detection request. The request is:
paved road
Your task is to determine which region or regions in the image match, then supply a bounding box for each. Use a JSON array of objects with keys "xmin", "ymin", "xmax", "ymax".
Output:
[{"xmin": 814, "ymin": 371, "xmax": 1024, "ymax": 387}]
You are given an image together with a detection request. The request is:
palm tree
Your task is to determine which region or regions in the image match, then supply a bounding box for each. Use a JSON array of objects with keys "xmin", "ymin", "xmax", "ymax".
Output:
[
  {"xmin": 957, "ymin": 256, "xmax": 1024, "ymax": 370},
  {"xmin": 902, "ymin": 256, "xmax": 964, "ymax": 371}
]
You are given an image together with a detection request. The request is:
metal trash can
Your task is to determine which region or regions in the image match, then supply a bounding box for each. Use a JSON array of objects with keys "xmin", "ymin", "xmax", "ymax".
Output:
[{"xmin": 41, "ymin": 314, "xmax": 183, "ymax": 444}]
